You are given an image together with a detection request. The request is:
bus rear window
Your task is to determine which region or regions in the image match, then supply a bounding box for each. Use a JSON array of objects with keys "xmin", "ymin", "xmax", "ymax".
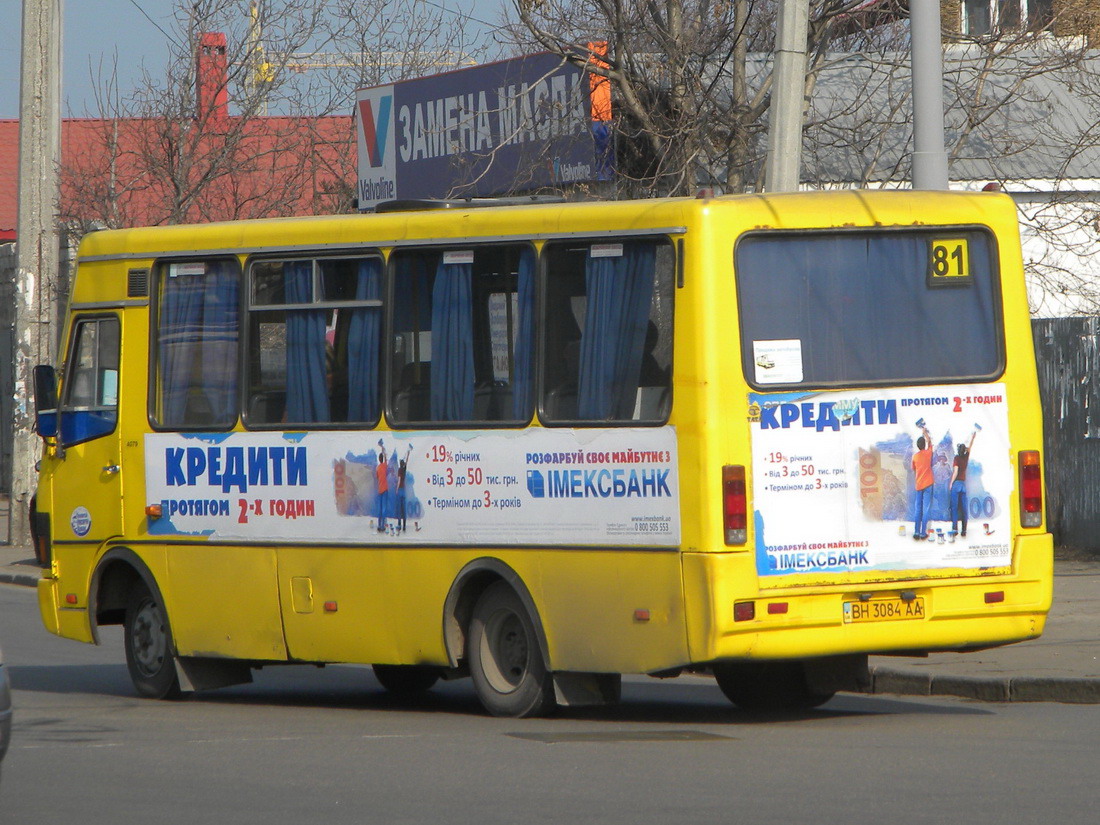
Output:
[{"xmin": 735, "ymin": 230, "xmax": 1002, "ymax": 388}]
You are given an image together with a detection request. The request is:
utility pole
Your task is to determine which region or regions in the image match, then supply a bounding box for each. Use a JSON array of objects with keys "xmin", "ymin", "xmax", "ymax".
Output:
[
  {"xmin": 910, "ymin": 0, "xmax": 949, "ymax": 190},
  {"xmin": 13, "ymin": 0, "xmax": 63, "ymax": 547},
  {"xmin": 764, "ymin": 0, "xmax": 809, "ymax": 193}
]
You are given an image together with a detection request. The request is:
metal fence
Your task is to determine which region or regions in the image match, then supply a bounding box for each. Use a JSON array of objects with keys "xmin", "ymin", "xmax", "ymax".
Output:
[
  {"xmin": 1033, "ymin": 316, "xmax": 1100, "ymax": 555},
  {"xmin": 0, "ymin": 243, "xmax": 15, "ymax": 498}
]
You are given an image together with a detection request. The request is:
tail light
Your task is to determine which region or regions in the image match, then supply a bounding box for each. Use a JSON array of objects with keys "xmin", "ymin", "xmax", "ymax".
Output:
[
  {"xmin": 1018, "ymin": 450, "xmax": 1042, "ymax": 528},
  {"xmin": 723, "ymin": 465, "xmax": 747, "ymax": 545}
]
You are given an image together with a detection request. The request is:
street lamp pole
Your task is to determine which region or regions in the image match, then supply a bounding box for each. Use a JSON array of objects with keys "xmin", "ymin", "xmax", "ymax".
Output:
[
  {"xmin": 910, "ymin": 0, "xmax": 949, "ymax": 190},
  {"xmin": 13, "ymin": 0, "xmax": 63, "ymax": 547}
]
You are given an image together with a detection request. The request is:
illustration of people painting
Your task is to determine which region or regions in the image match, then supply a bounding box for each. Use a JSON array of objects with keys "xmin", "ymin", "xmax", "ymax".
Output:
[{"xmin": 333, "ymin": 439, "xmax": 423, "ymax": 534}]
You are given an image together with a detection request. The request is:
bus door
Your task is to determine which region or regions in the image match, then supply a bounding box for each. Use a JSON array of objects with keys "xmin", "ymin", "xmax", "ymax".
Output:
[{"xmin": 46, "ymin": 314, "xmax": 125, "ymax": 546}]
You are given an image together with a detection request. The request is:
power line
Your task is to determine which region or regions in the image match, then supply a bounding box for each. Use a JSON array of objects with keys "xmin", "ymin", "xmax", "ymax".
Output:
[
  {"xmin": 125, "ymin": 0, "xmax": 174, "ymax": 42},
  {"xmin": 421, "ymin": 0, "xmax": 498, "ymax": 31}
]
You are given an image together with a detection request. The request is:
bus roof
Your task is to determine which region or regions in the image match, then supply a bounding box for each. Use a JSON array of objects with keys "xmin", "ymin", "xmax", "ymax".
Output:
[{"xmin": 76, "ymin": 189, "xmax": 1018, "ymax": 263}]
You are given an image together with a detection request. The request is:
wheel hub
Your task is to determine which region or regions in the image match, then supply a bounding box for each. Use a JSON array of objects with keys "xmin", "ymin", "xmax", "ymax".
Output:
[
  {"xmin": 484, "ymin": 609, "xmax": 528, "ymax": 692},
  {"xmin": 132, "ymin": 603, "xmax": 166, "ymax": 676}
]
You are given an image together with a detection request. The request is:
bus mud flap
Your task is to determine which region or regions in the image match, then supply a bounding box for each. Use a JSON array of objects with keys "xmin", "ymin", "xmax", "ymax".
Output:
[
  {"xmin": 553, "ymin": 672, "xmax": 621, "ymax": 706},
  {"xmin": 175, "ymin": 656, "xmax": 254, "ymax": 692}
]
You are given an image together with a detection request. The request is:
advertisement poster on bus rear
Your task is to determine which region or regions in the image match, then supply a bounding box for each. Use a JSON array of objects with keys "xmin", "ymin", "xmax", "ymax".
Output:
[
  {"xmin": 143, "ymin": 428, "xmax": 679, "ymax": 547},
  {"xmin": 748, "ymin": 384, "xmax": 1013, "ymax": 577}
]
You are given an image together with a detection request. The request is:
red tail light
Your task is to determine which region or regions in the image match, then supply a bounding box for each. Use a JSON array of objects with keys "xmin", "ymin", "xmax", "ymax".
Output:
[
  {"xmin": 723, "ymin": 465, "xmax": 747, "ymax": 545},
  {"xmin": 1019, "ymin": 450, "xmax": 1042, "ymax": 528}
]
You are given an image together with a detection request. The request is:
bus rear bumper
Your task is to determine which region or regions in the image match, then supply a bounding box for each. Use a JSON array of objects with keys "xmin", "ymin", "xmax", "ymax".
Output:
[{"xmin": 684, "ymin": 532, "xmax": 1054, "ymax": 663}]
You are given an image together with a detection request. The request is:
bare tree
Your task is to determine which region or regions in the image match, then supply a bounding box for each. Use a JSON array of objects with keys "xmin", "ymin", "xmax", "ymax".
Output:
[
  {"xmin": 508, "ymin": 0, "xmax": 893, "ymax": 197},
  {"xmin": 802, "ymin": 6, "xmax": 1100, "ymax": 315},
  {"xmin": 510, "ymin": 1, "xmax": 1100, "ymax": 314},
  {"xmin": 58, "ymin": 0, "xmax": 490, "ymax": 233}
]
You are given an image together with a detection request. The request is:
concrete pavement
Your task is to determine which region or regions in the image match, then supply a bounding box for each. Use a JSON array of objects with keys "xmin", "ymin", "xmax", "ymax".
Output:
[{"xmin": 2, "ymin": 545, "xmax": 1097, "ymax": 703}]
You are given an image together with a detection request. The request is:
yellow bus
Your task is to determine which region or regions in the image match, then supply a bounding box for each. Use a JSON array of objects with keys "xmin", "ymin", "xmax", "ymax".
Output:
[{"xmin": 32, "ymin": 190, "xmax": 1052, "ymax": 716}]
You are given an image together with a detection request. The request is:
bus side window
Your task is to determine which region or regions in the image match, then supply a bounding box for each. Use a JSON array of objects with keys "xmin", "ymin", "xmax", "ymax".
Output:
[
  {"xmin": 244, "ymin": 255, "xmax": 382, "ymax": 428},
  {"xmin": 388, "ymin": 244, "xmax": 535, "ymax": 426},
  {"xmin": 59, "ymin": 316, "xmax": 120, "ymax": 446},
  {"xmin": 153, "ymin": 259, "xmax": 240, "ymax": 429},
  {"xmin": 540, "ymin": 238, "xmax": 673, "ymax": 425}
]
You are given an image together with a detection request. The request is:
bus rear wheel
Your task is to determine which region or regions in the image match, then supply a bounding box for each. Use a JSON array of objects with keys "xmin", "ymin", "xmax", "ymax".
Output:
[
  {"xmin": 124, "ymin": 589, "xmax": 182, "ymax": 700},
  {"xmin": 713, "ymin": 661, "xmax": 834, "ymax": 711},
  {"xmin": 467, "ymin": 581, "xmax": 555, "ymax": 718},
  {"xmin": 372, "ymin": 664, "xmax": 441, "ymax": 695}
]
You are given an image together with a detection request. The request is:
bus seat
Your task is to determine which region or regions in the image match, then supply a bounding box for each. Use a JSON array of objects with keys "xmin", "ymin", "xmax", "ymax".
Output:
[
  {"xmin": 248, "ymin": 390, "xmax": 286, "ymax": 424},
  {"xmin": 474, "ymin": 381, "xmax": 514, "ymax": 420},
  {"xmin": 633, "ymin": 386, "xmax": 670, "ymax": 420},
  {"xmin": 545, "ymin": 386, "xmax": 578, "ymax": 420},
  {"xmin": 393, "ymin": 362, "xmax": 430, "ymax": 422}
]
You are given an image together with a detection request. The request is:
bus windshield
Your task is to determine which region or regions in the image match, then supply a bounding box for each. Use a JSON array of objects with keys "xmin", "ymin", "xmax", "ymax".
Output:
[{"xmin": 736, "ymin": 229, "xmax": 1003, "ymax": 388}]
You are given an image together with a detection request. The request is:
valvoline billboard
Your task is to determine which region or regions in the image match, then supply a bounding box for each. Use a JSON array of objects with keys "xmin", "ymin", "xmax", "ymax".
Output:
[{"xmin": 355, "ymin": 53, "xmax": 611, "ymax": 209}]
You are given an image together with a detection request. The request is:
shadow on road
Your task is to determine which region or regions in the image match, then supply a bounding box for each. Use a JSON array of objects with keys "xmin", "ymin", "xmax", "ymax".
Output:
[
  {"xmin": 8, "ymin": 661, "xmax": 994, "ymax": 724},
  {"xmin": 8, "ymin": 663, "xmax": 134, "ymax": 697}
]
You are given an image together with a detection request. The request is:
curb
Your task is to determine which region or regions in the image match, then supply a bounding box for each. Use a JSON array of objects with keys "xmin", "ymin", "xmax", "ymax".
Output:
[
  {"xmin": 868, "ymin": 665, "xmax": 1100, "ymax": 704},
  {"xmin": 0, "ymin": 570, "xmax": 39, "ymax": 589}
]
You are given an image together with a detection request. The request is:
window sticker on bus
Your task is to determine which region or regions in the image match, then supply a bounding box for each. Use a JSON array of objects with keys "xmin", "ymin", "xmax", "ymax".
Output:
[
  {"xmin": 747, "ymin": 383, "xmax": 1013, "ymax": 577},
  {"xmin": 101, "ymin": 370, "xmax": 118, "ymax": 406},
  {"xmin": 170, "ymin": 263, "xmax": 207, "ymax": 277},
  {"xmin": 488, "ymin": 292, "xmax": 520, "ymax": 382},
  {"xmin": 590, "ymin": 243, "xmax": 624, "ymax": 258},
  {"xmin": 929, "ymin": 238, "xmax": 971, "ymax": 282},
  {"xmin": 443, "ymin": 250, "xmax": 474, "ymax": 265},
  {"xmin": 753, "ymin": 339, "xmax": 803, "ymax": 384}
]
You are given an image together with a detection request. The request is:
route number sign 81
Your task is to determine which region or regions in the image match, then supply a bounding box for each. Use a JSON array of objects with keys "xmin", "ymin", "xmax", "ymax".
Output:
[{"xmin": 929, "ymin": 238, "xmax": 970, "ymax": 282}]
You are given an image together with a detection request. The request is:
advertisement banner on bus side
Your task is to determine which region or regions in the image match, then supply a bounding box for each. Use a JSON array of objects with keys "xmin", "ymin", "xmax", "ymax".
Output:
[
  {"xmin": 144, "ymin": 428, "xmax": 679, "ymax": 547},
  {"xmin": 748, "ymin": 384, "xmax": 1013, "ymax": 577}
]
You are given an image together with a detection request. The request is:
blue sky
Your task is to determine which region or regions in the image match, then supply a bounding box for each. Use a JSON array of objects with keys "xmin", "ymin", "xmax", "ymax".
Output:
[{"xmin": 0, "ymin": 1, "xmax": 506, "ymax": 119}]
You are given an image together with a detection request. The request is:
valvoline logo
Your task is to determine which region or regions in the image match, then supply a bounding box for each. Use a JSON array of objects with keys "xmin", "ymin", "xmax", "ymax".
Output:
[{"xmin": 358, "ymin": 95, "xmax": 393, "ymax": 168}]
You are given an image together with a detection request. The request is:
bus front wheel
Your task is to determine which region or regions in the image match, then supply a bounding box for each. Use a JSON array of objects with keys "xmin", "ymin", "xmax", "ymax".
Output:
[
  {"xmin": 467, "ymin": 581, "xmax": 555, "ymax": 718},
  {"xmin": 713, "ymin": 661, "xmax": 834, "ymax": 711},
  {"xmin": 124, "ymin": 589, "xmax": 183, "ymax": 700}
]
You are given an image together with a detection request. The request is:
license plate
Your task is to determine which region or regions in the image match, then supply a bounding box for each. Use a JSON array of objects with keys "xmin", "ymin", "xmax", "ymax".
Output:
[{"xmin": 843, "ymin": 596, "xmax": 925, "ymax": 623}]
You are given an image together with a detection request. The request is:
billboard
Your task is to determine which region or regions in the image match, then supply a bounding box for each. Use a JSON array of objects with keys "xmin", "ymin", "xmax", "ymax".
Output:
[{"xmin": 355, "ymin": 53, "xmax": 611, "ymax": 209}]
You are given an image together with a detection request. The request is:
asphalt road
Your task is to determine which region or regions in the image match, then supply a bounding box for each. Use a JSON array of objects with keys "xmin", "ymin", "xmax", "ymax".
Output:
[{"xmin": 1, "ymin": 583, "xmax": 1098, "ymax": 824}]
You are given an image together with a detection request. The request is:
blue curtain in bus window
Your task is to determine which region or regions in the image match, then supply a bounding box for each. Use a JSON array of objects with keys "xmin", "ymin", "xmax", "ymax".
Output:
[
  {"xmin": 346, "ymin": 258, "xmax": 382, "ymax": 421},
  {"xmin": 159, "ymin": 262, "xmax": 239, "ymax": 426},
  {"xmin": 512, "ymin": 247, "xmax": 536, "ymax": 420},
  {"xmin": 159, "ymin": 270, "xmax": 206, "ymax": 424},
  {"xmin": 578, "ymin": 243, "xmax": 656, "ymax": 419},
  {"xmin": 284, "ymin": 261, "xmax": 330, "ymax": 423},
  {"xmin": 430, "ymin": 258, "xmax": 474, "ymax": 421},
  {"xmin": 201, "ymin": 262, "xmax": 240, "ymax": 422}
]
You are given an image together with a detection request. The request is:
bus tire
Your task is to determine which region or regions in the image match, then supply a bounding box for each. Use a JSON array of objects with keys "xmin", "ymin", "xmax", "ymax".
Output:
[
  {"xmin": 372, "ymin": 664, "xmax": 441, "ymax": 695},
  {"xmin": 467, "ymin": 581, "xmax": 555, "ymax": 718},
  {"xmin": 124, "ymin": 589, "xmax": 183, "ymax": 700},
  {"xmin": 713, "ymin": 661, "xmax": 834, "ymax": 712}
]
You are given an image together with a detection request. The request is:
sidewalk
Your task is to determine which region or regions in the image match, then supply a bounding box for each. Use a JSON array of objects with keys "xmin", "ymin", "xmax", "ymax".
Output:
[{"xmin": 2, "ymin": 545, "xmax": 1097, "ymax": 703}]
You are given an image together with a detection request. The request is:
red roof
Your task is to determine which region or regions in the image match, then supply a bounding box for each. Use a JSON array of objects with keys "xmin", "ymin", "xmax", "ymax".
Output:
[
  {"xmin": 0, "ymin": 121, "xmax": 17, "ymax": 241},
  {"xmin": 1, "ymin": 113, "xmax": 355, "ymax": 240}
]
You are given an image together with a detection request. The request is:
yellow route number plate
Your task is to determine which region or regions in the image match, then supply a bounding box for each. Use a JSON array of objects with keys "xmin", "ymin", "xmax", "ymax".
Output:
[
  {"xmin": 929, "ymin": 238, "xmax": 970, "ymax": 281},
  {"xmin": 843, "ymin": 596, "xmax": 926, "ymax": 623}
]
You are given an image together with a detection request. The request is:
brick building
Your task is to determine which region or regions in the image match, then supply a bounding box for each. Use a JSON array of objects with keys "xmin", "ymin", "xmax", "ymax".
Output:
[{"xmin": 0, "ymin": 33, "xmax": 354, "ymax": 242}]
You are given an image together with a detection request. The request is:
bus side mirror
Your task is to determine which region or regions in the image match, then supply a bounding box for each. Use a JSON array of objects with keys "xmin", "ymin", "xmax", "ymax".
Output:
[{"xmin": 33, "ymin": 364, "xmax": 58, "ymax": 439}]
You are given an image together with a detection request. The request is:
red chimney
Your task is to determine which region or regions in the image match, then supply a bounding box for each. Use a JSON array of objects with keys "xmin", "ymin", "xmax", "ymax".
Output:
[{"xmin": 197, "ymin": 32, "xmax": 228, "ymax": 122}]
